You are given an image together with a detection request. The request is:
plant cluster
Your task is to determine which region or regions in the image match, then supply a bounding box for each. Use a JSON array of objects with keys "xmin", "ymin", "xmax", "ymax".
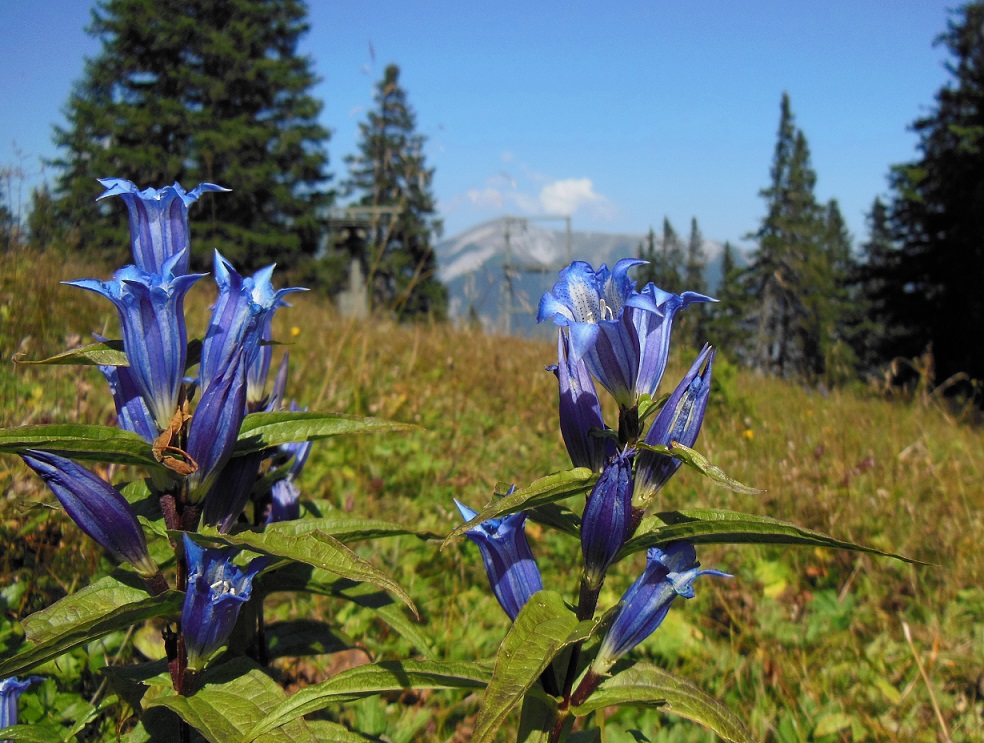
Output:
[{"xmin": 0, "ymin": 181, "xmax": 916, "ymax": 741}]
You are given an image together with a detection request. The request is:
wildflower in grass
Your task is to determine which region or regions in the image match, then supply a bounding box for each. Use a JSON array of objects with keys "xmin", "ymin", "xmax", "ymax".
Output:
[
  {"xmin": 181, "ymin": 535, "xmax": 269, "ymax": 671},
  {"xmin": 581, "ymin": 450, "xmax": 635, "ymax": 592},
  {"xmin": 633, "ymin": 344, "xmax": 714, "ymax": 511},
  {"xmin": 455, "ymin": 498, "xmax": 542, "ymax": 620},
  {"xmin": 186, "ymin": 346, "xmax": 248, "ymax": 504},
  {"xmin": 97, "ymin": 178, "xmax": 228, "ymax": 276},
  {"xmin": 0, "ymin": 676, "xmax": 42, "ymax": 734},
  {"xmin": 20, "ymin": 451, "xmax": 161, "ymax": 582},
  {"xmin": 550, "ymin": 330, "xmax": 612, "ymax": 472},
  {"xmin": 67, "ymin": 253, "xmax": 205, "ymax": 432},
  {"xmin": 590, "ymin": 543, "xmax": 730, "ymax": 676},
  {"xmin": 200, "ymin": 251, "xmax": 306, "ymax": 398},
  {"xmin": 537, "ymin": 259, "xmax": 713, "ymax": 409}
]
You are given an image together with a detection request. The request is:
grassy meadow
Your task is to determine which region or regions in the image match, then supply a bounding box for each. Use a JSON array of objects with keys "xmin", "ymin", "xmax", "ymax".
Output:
[{"xmin": 1, "ymin": 246, "xmax": 982, "ymax": 741}]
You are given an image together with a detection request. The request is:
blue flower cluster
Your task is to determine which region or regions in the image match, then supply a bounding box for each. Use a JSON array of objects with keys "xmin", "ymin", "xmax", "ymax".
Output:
[
  {"xmin": 457, "ymin": 258, "xmax": 730, "ymax": 674},
  {"xmin": 19, "ymin": 179, "xmax": 313, "ymax": 682}
]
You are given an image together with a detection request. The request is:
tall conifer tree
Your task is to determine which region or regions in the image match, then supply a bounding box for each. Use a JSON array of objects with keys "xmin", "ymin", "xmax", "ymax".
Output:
[
  {"xmin": 882, "ymin": 2, "xmax": 984, "ymax": 382},
  {"xmin": 343, "ymin": 64, "xmax": 446, "ymax": 319},
  {"xmin": 657, "ymin": 217, "xmax": 684, "ymax": 294},
  {"xmin": 51, "ymin": 0, "xmax": 331, "ymax": 274}
]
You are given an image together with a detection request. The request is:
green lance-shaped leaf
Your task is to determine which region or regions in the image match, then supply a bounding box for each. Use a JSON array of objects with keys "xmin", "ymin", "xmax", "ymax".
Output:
[
  {"xmin": 640, "ymin": 442, "xmax": 762, "ymax": 495},
  {"xmin": 14, "ymin": 337, "xmax": 203, "ymax": 369},
  {"xmin": 472, "ymin": 590, "xmax": 597, "ymax": 743},
  {"xmin": 442, "ymin": 468, "xmax": 596, "ymax": 548},
  {"xmin": 234, "ymin": 411, "xmax": 419, "ymax": 455},
  {"xmin": 15, "ymin": 339, "xmax": 128, "ymax": 367},
  {"xmin": 0, "ymin": 572, "xmax": 182, "ymax": 678},
  {"xmin": 571, "ymin": 662, "xmax": 755, "ymax": 743},
  {"xmin": 624, "ymin": 508, "xmax": 922, "ymax": 563},
  {"xmin": 256, "ymin": 563, "xmax": 433, "ymax": 656},
  {"xmin": 242, "ymin": 660, "xmax": 492, "ymax": 742},
  {"xmin": 145, "ymin": 657, "xmax": 317, "ymax": 743},
  {"xmin": 264, "ymin": 515, "xmax": 442, "ymax": 543},
  {"xmin": 0, "ymin": 424, "xmax": 161, "ymax": 468},
  {"xmin": 190, "ymin": 527, "xmax": 418, "ymax": 617},
  {"xmin": 0, "ymin": 723, "xmax": 67, "ymax": 742}
]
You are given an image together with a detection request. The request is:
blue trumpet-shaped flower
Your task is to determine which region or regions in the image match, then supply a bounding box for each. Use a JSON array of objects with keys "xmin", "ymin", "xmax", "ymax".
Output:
[
  {"xmin": 592, "ymin": 542, "xmax": 730, "ymax": 675},
  {"xmin": 634, "ymin": 344, "xmax": 714, "ymax": 510},
  {"xmin": 98, "ymin": 178, "xmax": 228, "ymax": 276},
  {"xmin": 66, "ymin": 253, "xmax": 205, "ymax": 432},
  {"xmin": 1, "ymin": 676, "xmax": 42, "ymax": 735},
  {"xmin": 201, "ymin": 452, "xmax": 264, "ymax": 533},
  {"xmin": 632, "ymin": 284, "xmax": 716, "ymax": 402},
  {"xmin": 20, "ymin": 451, "xmax": 159, "ymax": 578},
  {"xmin": 181, "ymin": 535, "xmax": 268, "ymax": 670},
  {"xmin": 581, "ymin": 449, "xmax": 635, "ymax": 587},
  {"xmin": 537, "ymin": 260, "xmax": 714, "ymax": 408},
  {"xmin": 551, "ymin": 330, "xmax": 612, "ymax": 472},
  {"xmin": 186, "ymin": 345, "xmax": 249, "ymax": 505},
  {"xmin": 200, "ymin": 251, "xmax": 306, "ymax": 398},
  {"xmin": 455, "ymin": 498, "xmax": 543, "ymax": 620},
  {"xmin": 97, "ymin": 358, "xmax": 158, "ymax": 444}
]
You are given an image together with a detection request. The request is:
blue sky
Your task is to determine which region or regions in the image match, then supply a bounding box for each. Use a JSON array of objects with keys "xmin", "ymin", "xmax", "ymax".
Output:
[{"xmin": 0, "ymin": 1, "xmax": 955, "ymax": 248}]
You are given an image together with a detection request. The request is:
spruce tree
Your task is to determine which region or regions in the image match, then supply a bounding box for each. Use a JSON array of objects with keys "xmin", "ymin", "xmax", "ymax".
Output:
[
  {"xmin": 635, "ymin": 227, "xmax": 659, "ymax": 288},
  {"xmin": 851, "ymin": 197, "xmax": 900, "ymax": 372},
  {"xmin": 342, "ymin": 64, "xmax": 446, "ymax": 319},
  {"xmin": 51, "ymin": 0, "xmax": 331, "ymax": 275},
  {"xmin": 746, "ymin": 94, "xmax": 830, "ymax": 378},
  {"xmin": 657, "ymin": 217, "xmax": 684, "ymax": 293},
  {"xmin": 685, "ymin": 217, "xmax": 707, "ymax": 294},
  {"xmin": 882, "ymin": 2, "xmax": 984, "ymax": 382},
  {"xmin": 706, "ymin": 241, "xmax": 751, "ymax": 360}
]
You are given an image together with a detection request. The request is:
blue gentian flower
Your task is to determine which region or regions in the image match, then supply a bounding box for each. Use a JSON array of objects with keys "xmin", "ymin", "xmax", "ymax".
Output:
[
  {"xmin": 200, "ymin": 251, "xmax": 305, "ymax": 397},
  {"xmin": 185, "ymin": 346, "xmax": 248, "ymax": 505},
  {"xmin": 537, "ymin": 259, "xmax": 656, "ymax": 407},
  {"xmin": 98, "ymin": 178, "xmax": 228, "ymax": 276},
  {"xmin": 20, "ymin": 451, "xmax": 159, "ymax": 578},
  {"xmin": 591, "ymin": 542, "xmax": 730, "ymax": 675},
  {"xmin": 181, "ymin": 535, "xmax": 268, "ymax": 670},
  {"xmin": 634, "ymin": 344, "xmax": 714, "ymax": 510},
  {"xmin": 97, "ymin": 359, "xmax": 158, "ymax": 443},
  {"xmin": 266, "ymin": 477, "xmax": 301, "ymax": 524},
  {"xmin": 66, "ymin": 253, "xmax": 205, "ymax": 432},
  {"xmin": 581, "ymin": 449, "xmax": 635, "ymax": 588},
  {"xmin": 201, "ymin": 452, "xmax": 264, "ymax": 533},
  {"xmin": 551, "ymin": 330, "xmax": 612, "ymax": 472},
  {"xmin": 632, "ymin": 285, "xmax": 716, "ymax": 402},
  {"xmin": 455, "ymin": 498, "xmax": 543, "ymax": 620},
  {"xmin": 537, "ymin": 260, "xmax": 714, "ymax": 408},
  {"xmin": 0, "ymin": 676, "xmax": 42, "ymax": 734}
]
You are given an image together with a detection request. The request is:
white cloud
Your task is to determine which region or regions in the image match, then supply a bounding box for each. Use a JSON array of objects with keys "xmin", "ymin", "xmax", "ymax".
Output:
[{"xmin": 539, "ymin": 178, "xmax": 612, "ymax": 219}]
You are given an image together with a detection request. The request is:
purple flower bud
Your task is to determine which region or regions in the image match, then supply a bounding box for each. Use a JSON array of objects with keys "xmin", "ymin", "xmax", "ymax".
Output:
[
  {"xmin": 201, "ymin": 452, "xmax": 264, "ymax": 533},
  {"xmin": 0, "ymin": 676, "xmax": 42, "ymax": 733},
  {"xmin": 551, "ymin": 330, "xmax": 612, "ymax": 472},
  {"xmin": 266, "ymin": 477, "xmax": 301, "ymax": 524},
  {"xmin": 180, "ymin": 535, "xmax": 268, "ymax": 670},
  {"xmin": 634, "ymin": 345, "xmax": 714, "ymax": 510},
  {"xmin": 20, "ymin": 451, "xmax": 158, "ymax": 577},
  {"xmin": 66, "ymin": 255, "xmax": 205, "ymax": 432},
  {"xmin": 97, "ymin": 178, "xmax": 228, "ymax": 275},
  {"xmin": 455, "ymin": 497, "xmax": 543, "ymax": 620},
  {"xmin": 592, "ymin": 542, "xmax": 730, "ymax": 674},
  {"xmin": 186, "ymin": 346, "xmax": 248, "ymax": 505},
  {"xmin": 580, "ymin": 450, "xmax": 635, "ymax": 587}
]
